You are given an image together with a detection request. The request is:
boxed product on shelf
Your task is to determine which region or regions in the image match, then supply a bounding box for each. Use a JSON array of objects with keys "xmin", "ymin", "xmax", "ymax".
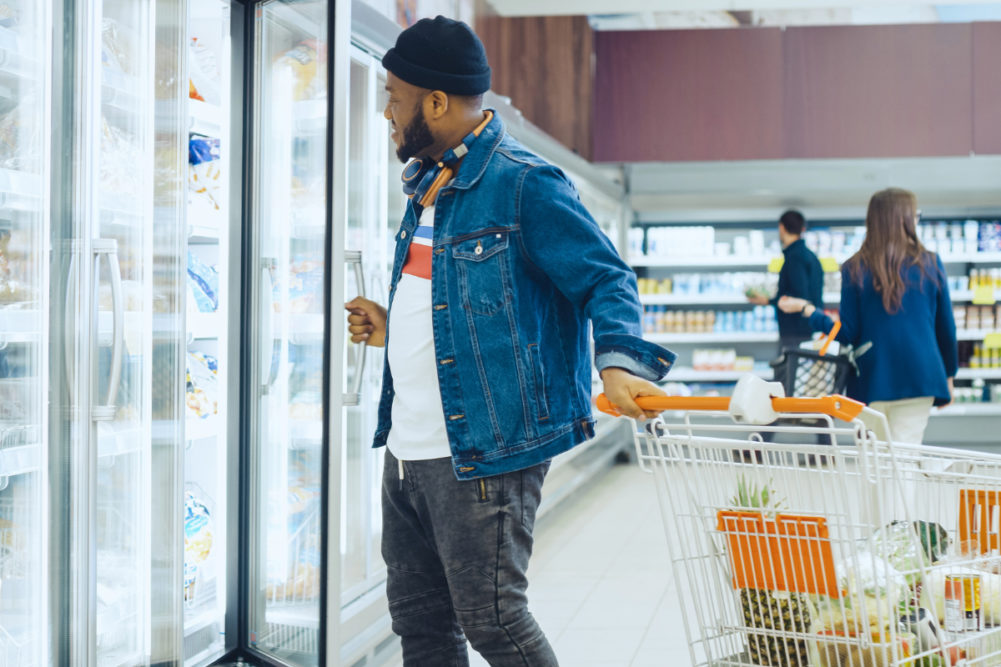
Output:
[
  {"xmin": 188, "ymin": 36, "xmax": 222, "ymax": 106},
  {"xmin": 185, "ymin": 351, "xmax": 219, "ymax": 419},
  {"xmin": 183, "ymin": 489, "xmax": 214, "ymax": 603},
  {"xmin": 187, "ymin": 251, "xmax": 219, "ymax": 313},
  {"xmin": 188, "ymin": 133, "xmax": 223, "ymax": 217}
]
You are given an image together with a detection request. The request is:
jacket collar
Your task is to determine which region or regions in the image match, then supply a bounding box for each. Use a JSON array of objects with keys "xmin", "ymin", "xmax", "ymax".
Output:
[
  {"xmin": 783, "ymin": 238, "xmax": 806, "ymax": 255},
  {"xmin": 448, "ymin": 109, "xmax": 504, "ymax": 191}
]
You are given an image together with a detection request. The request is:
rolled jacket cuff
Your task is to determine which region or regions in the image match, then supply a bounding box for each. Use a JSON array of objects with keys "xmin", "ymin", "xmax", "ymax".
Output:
[{"xmin": 594, "ymin": 334, "xmax": 676, "ymax": 382}]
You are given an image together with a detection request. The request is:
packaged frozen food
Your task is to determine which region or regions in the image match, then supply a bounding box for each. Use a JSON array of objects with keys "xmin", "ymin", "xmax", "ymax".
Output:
[
  {"xmin": 275, "ymin": 40, "xmax": 326, "ymax": 101},
  {"xmin": 187, "ymin": 251, "xmax": 219, "ymax": 313},
  {"xmin": 0, "ymin": 4, "xmax": 18, "ymax": 29},
  {"xmin": 0, "ymin": 97, "xmax": 40, "ymax": 170},
  {"xmin": 188, "ymin": 37, "xmax": 221, "ymax": 105},
  {"xmin": 100, "ymin": 116, "xmax": 141, "ymax": 197},
  {"xmin": 185, "ymin": 351, "xmax": 218, "ymax": 419},
  {"xmin": 188, "ymin": 133, "xmax": 222, "ymax": 216},
  {"xmin": 183, "ymin": 490, "xmax": 214, "ymax": 602},
  {"xmin": 923, "ymin": 567, "xmax": 1001, "ymax": 627},
  {"xmin": 288, "ymin": 257, "xmax": 323, "ymax": 314},
  {"xmin": 101, "ymin": 17, "xmax": 133, "ymax": 76}
]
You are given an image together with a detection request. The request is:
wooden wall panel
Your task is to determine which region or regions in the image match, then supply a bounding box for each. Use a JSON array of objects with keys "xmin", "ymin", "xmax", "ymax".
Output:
[
  {"xmin": 592, "ymin": 29, "xmax": 785, "ymax": 162},
  {"xmin": 783, "ymin": 24, "xmax": 973, "ymax": 159},
  {"xmin": 973, "ymin": 22, "xmax": 1001, "ymax": 155},
  {"xmin": 477, "ymin": 15, "xmax": 594, "ymax": 159}
]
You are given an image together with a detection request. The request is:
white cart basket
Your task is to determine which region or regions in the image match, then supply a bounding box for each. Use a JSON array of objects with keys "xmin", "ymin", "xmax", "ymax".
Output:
[{"xmin": 597, "ymin": 392, "xmax": 1001, "ymax": 667}]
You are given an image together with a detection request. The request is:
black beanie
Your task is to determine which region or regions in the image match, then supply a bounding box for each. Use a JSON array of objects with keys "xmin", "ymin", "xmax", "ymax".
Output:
[{"xmin": 382, "ymin": 16, "xmax": 491, "ymax": 96}]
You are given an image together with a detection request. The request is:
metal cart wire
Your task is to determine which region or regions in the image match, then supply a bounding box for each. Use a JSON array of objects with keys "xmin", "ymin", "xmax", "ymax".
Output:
[
  {"xmin": 597, "ymin": 392, "xmax": 1001, "ymax": 667},
  {"xmin": 770, "ymin": 322, "xmax": 857, "ymax": 399}
]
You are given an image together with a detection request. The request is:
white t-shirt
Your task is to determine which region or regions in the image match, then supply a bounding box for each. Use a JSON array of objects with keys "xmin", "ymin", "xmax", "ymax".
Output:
[{"xmin": 386, "ymin": 204, "xmax": 451, "ymax": 461}]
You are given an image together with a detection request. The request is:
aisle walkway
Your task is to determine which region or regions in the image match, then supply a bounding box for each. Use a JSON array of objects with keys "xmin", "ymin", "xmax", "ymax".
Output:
[{"xmin": 390, "ymin": 462, "xmax": 693, "ymax": 666}]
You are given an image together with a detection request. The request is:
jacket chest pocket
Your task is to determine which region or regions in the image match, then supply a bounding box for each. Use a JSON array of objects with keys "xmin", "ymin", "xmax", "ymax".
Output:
[{"xmin": 452, "ymin": 231, "xmax": 511, "ymax": 316}]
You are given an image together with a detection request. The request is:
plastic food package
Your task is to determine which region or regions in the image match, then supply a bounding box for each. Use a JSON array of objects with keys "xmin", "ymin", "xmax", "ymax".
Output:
[
  {"xmin": 0, "ymin": 97, "xmax": 39, "ymax": 170},
  {"xmin": 188, "ymin": 37, "xmax": 221, "ymax": 105},
  {"xmin": 100, "ymin": 116, "xmax": 141, "ymax": 197},
  {"xmin": 922, "ymin": 567, "xmax": 1001, "ymax": 627},
  {"xmin": 101, "ymin": 18, "xmax": 133, "ymax": 76},
  {"xmin": 288, "ymin": 257, "xmax": 323, "ymax": 314},
  {"xmin": 183, "ymin": 490, "xmax": 214, "ymax": 602},
  {"xmin": 275, "ymin": 40, "xmax": 326, "ymax": 101},
  {"xmin": 188, "ymin": 133, "xmax": 223, "ymax": 216},
  {"xmin": 187, "ymin": 251, "xmax": 219, "ymax": 313},
  {"xmin": 0, "ymin": 4, "xmax": 18, "ymax": 29},
  {"xmin": 185, "ymin": 351, "xmax": 218, "ymax": 419}
]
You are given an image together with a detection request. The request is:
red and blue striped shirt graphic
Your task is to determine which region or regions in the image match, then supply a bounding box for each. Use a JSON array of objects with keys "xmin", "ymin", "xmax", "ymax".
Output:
[{"xmin": 401, "ymin": 224, "xmax": 433, "ymax": 280}]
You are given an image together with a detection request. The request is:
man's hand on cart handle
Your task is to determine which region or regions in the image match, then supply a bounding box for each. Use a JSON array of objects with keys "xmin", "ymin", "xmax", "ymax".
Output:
[
  {"xmin": 599, "ymin": 368, "xmax": 668, "ymax": 419},
  {"xmin": 345, "ymin": 296, "xmax": 387, "ymax": 347}
]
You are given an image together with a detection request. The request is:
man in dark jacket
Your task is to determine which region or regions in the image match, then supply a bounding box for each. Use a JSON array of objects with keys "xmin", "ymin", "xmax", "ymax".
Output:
[{"xmin": 749, "ymin": 210, "xmax": 824, "ymax": 349}]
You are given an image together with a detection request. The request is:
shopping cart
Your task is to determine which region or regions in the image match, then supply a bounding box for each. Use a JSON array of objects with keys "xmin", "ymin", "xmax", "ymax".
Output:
[
  {"xmin": 597, "ymin": 392, "xmax": 1001, "ymax": 666},
  {"xmin": 770, "ymin": 322, "xmax": 856, "ymax": 399}
]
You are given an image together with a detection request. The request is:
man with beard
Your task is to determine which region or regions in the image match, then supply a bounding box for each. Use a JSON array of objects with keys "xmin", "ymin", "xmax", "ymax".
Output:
[{"xmin": 345, "ymin": 16, "xmax": 674, "ymax": 666}]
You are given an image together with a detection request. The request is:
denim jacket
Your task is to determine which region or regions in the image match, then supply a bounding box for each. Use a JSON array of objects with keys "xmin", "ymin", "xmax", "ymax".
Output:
[{"xmin": 374, "ymin": 113, "xmax": 675, "ymax": 479}]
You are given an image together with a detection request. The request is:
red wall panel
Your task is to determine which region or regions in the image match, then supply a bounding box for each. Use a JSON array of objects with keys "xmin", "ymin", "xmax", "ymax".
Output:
[
  {"xmin": 593, "ymin": 29, "xmax": 784, "ymax": 162},
  {"xmin": 783, "ymin": 24, "xmax": 972, "ymax": 159},
  {"xmin": 973, "ymin": 22, "xmax": 1001, "ymax": 154}
]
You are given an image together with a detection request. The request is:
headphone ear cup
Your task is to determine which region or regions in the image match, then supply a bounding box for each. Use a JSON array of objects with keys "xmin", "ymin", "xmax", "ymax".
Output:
[{"xmin": 401, "ymin": 158, "xmax": 432, "ymax": 197}]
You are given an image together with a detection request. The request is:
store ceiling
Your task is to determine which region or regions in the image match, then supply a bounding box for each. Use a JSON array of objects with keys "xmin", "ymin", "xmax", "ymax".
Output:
[{"xmin": 484, "ymin": 0, "xmax": 1001, "ymax": 29}]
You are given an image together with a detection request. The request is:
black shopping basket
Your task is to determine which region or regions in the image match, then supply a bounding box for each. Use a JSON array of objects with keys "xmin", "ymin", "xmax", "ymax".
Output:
[{"xmin": 770, "ymin": 321, "xmax": 856, "ymax": 398}]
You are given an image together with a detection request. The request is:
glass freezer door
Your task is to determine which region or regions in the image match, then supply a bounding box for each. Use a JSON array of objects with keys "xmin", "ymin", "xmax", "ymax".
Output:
[
  {"xmin": 0, "ymin": 1, "xmax": 50, "ymax": 665},
  {"xmin": 248, "ymin": 2, "xmax": 327, "ymax": 664},
  {"xmin": 66, "ymin": 0, "xmax": 156, "ymax": 664}
]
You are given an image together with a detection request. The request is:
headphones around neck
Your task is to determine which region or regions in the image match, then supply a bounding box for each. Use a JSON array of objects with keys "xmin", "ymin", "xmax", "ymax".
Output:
[{"xmin": 401, "ymin": 110, "xmax": 493, "ymax": 208}]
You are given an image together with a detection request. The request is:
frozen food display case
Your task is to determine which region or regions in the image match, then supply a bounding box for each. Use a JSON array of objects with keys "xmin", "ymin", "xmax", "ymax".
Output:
[
  {"xmin": 0, "ymin": 1, "xmax": 49, "ymax": 665},
  {"xmin": 247, "ymin": 1, "xmax": 328, "ymax": 664}
]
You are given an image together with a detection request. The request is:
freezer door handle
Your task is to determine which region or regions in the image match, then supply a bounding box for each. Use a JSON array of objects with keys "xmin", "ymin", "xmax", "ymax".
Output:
[
  {"xmin": 343, "ymin": 250, "xmax": 366, "ymax": 407},
  {"xmin": 93, "ymin": 239, "xmax": 124, "ymax": 421},
  {"xmin": 260, "ymin": 260, "xmax": 278, "ymax": 393}
]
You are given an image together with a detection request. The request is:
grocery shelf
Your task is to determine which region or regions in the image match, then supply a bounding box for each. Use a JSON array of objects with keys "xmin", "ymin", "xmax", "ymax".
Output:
[
  {"xmin": 956, "ymin": 368, "xmax": 1001, "ymax": 380},
  {"xmin": 0, "ymin": 309, "xmax": 41, "ymax": 342},
  {"xmin": 189, "ymin": 100, "xmax": 224, "ymax": 135},
  {"xmin": 97, "ymin": 423, "xmax": 143, "ymax": 459},
  {"xmin": 0, "ymin": 168, "xmax": 42, "ymax": 199},
  {"xmin": 630, "ymin": 255, "xmax": 774, "ymax": 269},
  {"xmin": 101, "ymin": 70, "xmax": 141, "ymax": 123},
  {"xmin": 188, "ymin": 312, "xmax": 222, "ymax": 340},
  {"xmin": 956, "ymin": 329, "xmax": 1000, "ymax": 341},
  {"xmin": 632, "ymin": 251, "xmax": 1001, "ymax": 269},
  {"xmin": 289, "ymin": 418, "xmax": 322, "ymax": 446},
  {"xmin": 663, "ymin": 367, "xmax": 771, "ymax": 382},
  {"xmin": 639, "ymin": 292, "xmax": 841, "ymax": 306},
  {"xmin": 289, "ymin": 314, "xmax": 325, "ymax": 343},
  {"xmin": 951, "ymin": 289, "xmax": 1001, "ymax": 302},
  {"xmin": 188, "ymin": 224, "xmax": 222, "ymax": 244},
  {"xmin": 294, "ymin": 99, "xmax": 326, "ymax": 134},
  {"xmin": 186, "ymin": 417, "xmax": 219, "ymax": 442},
  {"xmin": 932, "ymin": 403, "xmax": 1001, "ymax": 417},
  {"xmin": 645, "ymin": 331, "xmax": 778, "ymax": 344},
  {"xmin": 0, "ymin": 443, "xmax": 42, "ymax": 477}
]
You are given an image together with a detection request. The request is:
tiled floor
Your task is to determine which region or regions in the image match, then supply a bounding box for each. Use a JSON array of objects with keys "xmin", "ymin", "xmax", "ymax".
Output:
[
  {"xmin": 390, "ymin": 462, "xmax": 694, "ymax": 666},
  {"xmin": 505, "ymin": 462, "xmax": 690, "ymax": 667}
]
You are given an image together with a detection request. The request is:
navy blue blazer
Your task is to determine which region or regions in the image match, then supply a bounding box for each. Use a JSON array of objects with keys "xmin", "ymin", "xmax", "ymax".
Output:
[
  {"xmin": 808, "ymin": 253, "xmax": 958, "ymax": 406},
  {"xmin": 771, "ymin": 239, "xmax": 824, "ymax": 341}
]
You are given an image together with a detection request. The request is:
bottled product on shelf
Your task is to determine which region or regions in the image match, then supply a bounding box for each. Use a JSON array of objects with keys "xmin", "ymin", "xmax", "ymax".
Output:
[{"xmin": 642, "ymin": 305, "xmax": 778, "ymax": 334}]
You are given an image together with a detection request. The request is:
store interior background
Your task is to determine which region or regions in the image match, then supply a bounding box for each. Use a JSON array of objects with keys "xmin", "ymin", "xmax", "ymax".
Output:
[{"xmin": 451, "ymin": 0, "xmax": 1001, "ymax": 449}]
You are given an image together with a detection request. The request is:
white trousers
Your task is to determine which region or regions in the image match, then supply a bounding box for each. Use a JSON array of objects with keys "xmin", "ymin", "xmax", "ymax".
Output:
[{"xmin": 862, "ymin": 396, "xmax": 934, "ymax": 444}]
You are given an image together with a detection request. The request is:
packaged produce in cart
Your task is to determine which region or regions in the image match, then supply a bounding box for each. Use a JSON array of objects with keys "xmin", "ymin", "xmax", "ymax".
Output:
[{"xmin": 597, "ymin": 378, "xmax": 1001, "ymax": 667}]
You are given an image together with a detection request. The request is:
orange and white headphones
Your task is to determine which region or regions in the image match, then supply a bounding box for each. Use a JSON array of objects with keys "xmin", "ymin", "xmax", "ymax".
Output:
[{"xmin": 401, "ymin": 110, "xmax": 493, "ymax": 208}]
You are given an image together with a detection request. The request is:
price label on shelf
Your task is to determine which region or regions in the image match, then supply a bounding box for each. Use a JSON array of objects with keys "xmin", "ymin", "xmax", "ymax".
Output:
[
  {"xmin": 820, "ymin": 257, "xmax": 840, "ymax": 273},
  {"xmin": 973, "ymin": 285, "xmax": 997, "ymax": 305},
  {"xmin": 767, "ymin": 257, "xmax": 785, "ymax": 273},
  {"xmin": 983, "ymin": 333, "xmax": 1001, "ymax": 349}
]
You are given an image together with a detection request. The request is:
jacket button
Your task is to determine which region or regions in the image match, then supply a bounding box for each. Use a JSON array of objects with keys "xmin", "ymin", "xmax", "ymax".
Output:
[{"xmin": 400, "ymin": 230, "xmax": 407, "ymax": 239}]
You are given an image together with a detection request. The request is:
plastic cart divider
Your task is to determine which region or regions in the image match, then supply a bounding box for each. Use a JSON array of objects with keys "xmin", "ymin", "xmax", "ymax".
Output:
[
  {"xmin": 594, "ymin": 393, "xmax": 866, "ymax": 423},
  {"xmin": 959, "ymin": 489, "xmax": 1001, "ymax": 556},
  {"xmin": 716, "ymin": 510, "xmax": 842, "ymax": 598}
]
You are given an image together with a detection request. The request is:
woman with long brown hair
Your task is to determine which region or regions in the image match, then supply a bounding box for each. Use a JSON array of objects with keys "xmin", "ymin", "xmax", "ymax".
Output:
[{"xmin": 779, "ymin": 187, "xmax": 957, "ymax": 443}]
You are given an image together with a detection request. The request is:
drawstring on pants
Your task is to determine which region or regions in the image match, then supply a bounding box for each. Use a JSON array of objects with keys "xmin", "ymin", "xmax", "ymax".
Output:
[{"xmin": 398, "ymin": 458, "xmax": 404, "ymax": 491}]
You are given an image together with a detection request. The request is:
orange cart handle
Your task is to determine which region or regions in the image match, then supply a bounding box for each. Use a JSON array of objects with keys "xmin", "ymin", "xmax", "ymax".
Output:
[
  {"xmin": 818, "ymin": 319, "xmax": 841, "ymax": 356},
  {"xmin": 595, "ymin": 393, "xmax": 865, "ymax": 422}
]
